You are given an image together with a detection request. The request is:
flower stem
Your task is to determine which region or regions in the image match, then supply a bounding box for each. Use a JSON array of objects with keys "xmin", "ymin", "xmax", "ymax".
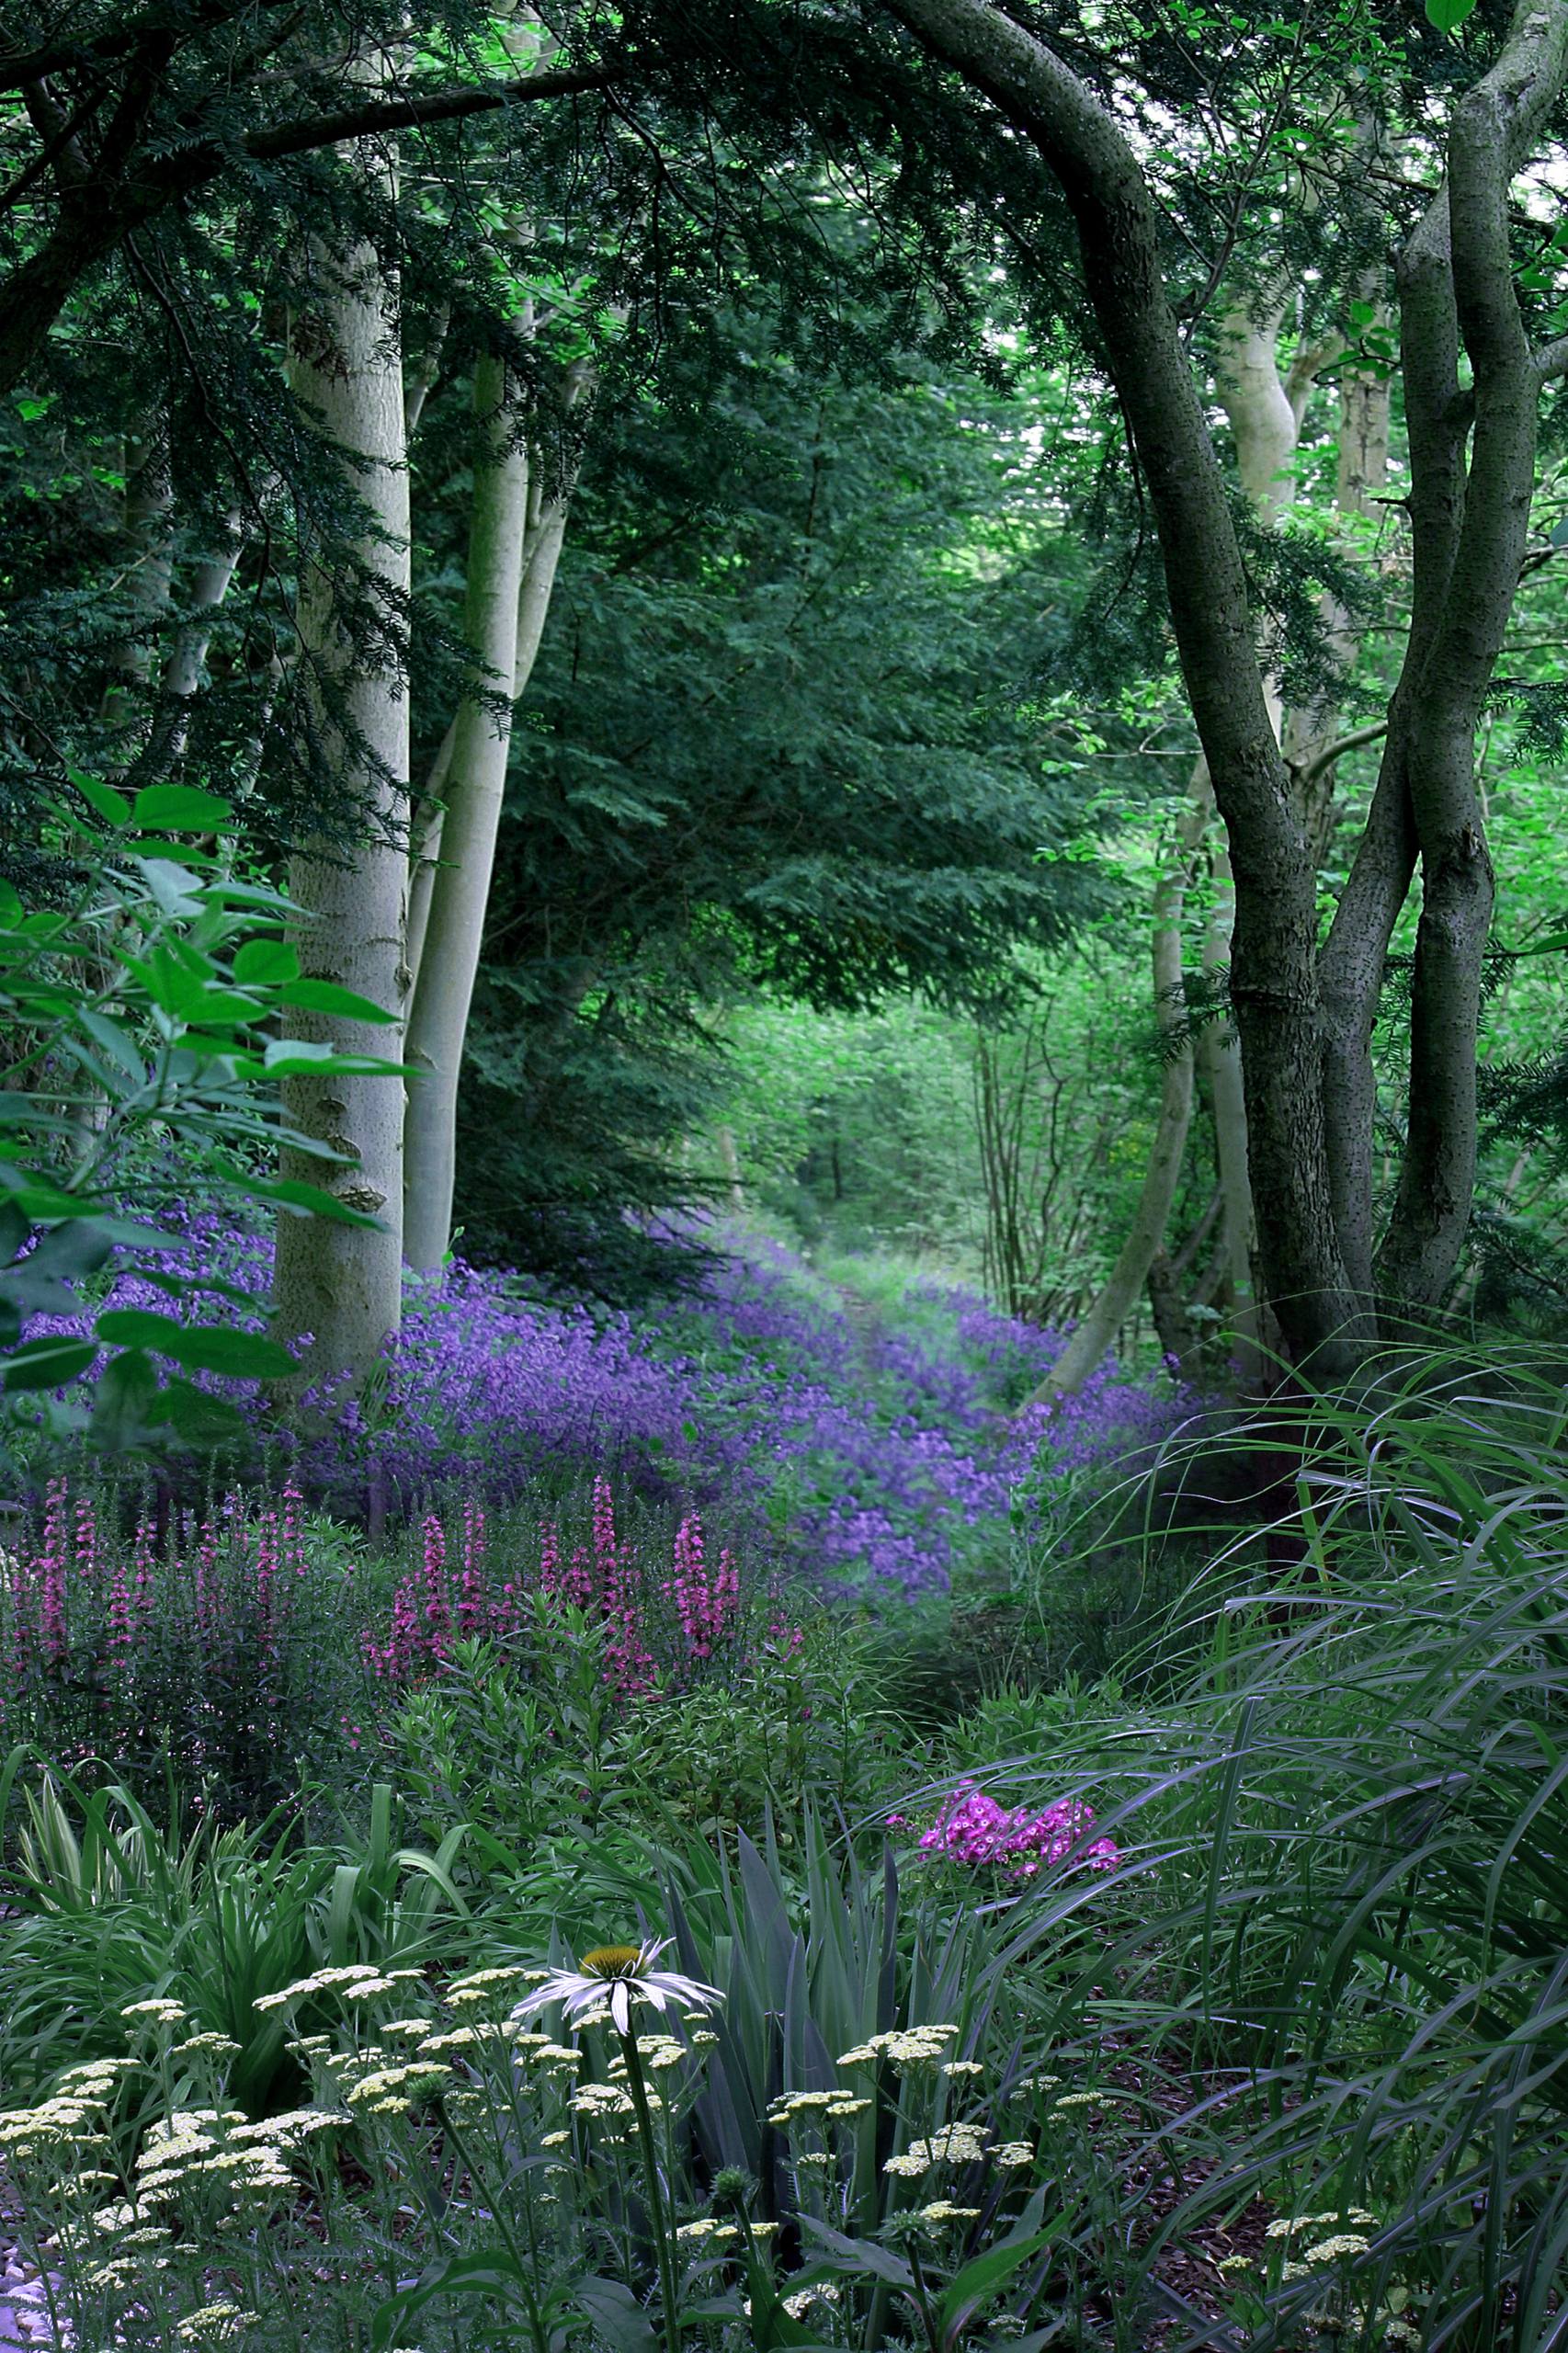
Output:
[{"xmin": 619, "ymin": 2026, "xmax": 683, "ymax": 2353}]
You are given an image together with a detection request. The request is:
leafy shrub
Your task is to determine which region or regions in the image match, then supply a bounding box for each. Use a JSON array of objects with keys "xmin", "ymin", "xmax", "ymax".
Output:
[
  {"xmin": 0, "ymin": 1478, "xmax": 377, "ymax": 1816},
  {"xmin": 383, "ymin": 1594, "xmax": 897, "ymax": 1852},
  {"xmin": 0, "ymin": 1870, "xmax": 1114, "ymax": 2353},
  {"xmin": 0, "ymin": 1769, "xmax": 468, "ymax": 2117}
]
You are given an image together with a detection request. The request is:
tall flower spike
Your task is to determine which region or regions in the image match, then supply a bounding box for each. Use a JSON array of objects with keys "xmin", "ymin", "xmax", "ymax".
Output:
[{"xmin": 510, "ymin": 1938, "xmax": 723, "ymax": 2040}]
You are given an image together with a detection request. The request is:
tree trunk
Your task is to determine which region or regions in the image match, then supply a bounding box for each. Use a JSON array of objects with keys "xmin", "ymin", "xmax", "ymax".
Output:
[
  {"xmin": 1320, "ymin": 0, "xmax": 1567, "ymax": 1319},
  {"xmin": 99, "ymin": 433, "xmax": 173, "ymax": 745},
  {"xmin": 881, "ymin": 0, "xmax": 1362, "ymax": 1372},
  {"xmin": 1198, "ymin": 833, "xmax": 1259, "ymax": 1368},
  {"xmin": 1284, "ymin": 351, "xmax": 1392, "ymax": 862},
  {"xmin": 1032, "ymin": 783, "xmax": 1208, "ymax": 1398},
  {"xmin": 1376, "ymin": 6, "xmax": 1563, "ymax": 1307},
  {"xmin": 403, "ymin": 356, "xmax": 586, "ymax": 1263},
  {"xmin": 403, "ymin": 351, "xmax": 531, "ymax": 1272},
  {"xmin": 1042, "ymin": 301, "xmax": 1306, "ymax": 1397},
  {"xmin": 272, "ymin": 150, "xmax": 412, "ymax": 1390},
  {"xmin": 141, "ymin": 511, "xmax": 243, "ymax": 779}
]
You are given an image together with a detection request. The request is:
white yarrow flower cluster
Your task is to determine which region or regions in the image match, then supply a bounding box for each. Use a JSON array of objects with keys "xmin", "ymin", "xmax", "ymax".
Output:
[{"xmin": 837, "ymin": 2024, "xmax": 959, "ymax": 2068}]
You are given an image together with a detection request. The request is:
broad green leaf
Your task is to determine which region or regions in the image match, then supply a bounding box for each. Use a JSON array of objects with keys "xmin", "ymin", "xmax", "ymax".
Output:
[
  {"xmin": 87, "ymin": 1348, "xmax": 160, "ymax": 1448},
  {"xmin": 245, "ymin": 1177, "xmax": 385, "ymax": 1228},
  {"xmin": 160, "ymin": 1327, "xmax": 296, "ymax": 1381},
  {"xmin": 96, "ymin": 1309, "xmax": 294, "ymax": 1381},
  {"xmin": 68, "ymin": 770, "xmax": 131, "ymax": 828},
  {"xmin": 1425, "ymin": 0, "xmax": 1476, "ymax": 26},
  {"xmin": 76, "ymin": 1010, "xmax": 149, "ymax": 1089},
  {"xmin": 131, "ymin": 858, "xmax": 210, "ymax": 922},
  {"xmin": 159, "ymin": 1380, "xmax": 246, "ymax": 1444},
  {"xmin": 96, "ymin": 1308, "xmax": 189, "ymax": 1348},
  {"xmin": 233, "ymin": 938, "xmax": 301, "ymax": 986},
  {"xmin": 131, "ymin": 784, "xmax": 233, "ymax": 831},
  {"xmin": 799, "ymin": 2219, "xmax": 913, "ymax": 2288},
  {"xmin": 559, "ymin": 2276, "xmax": 657, "ymax": 2353},
  {"xmin": 0, "ymin": 1182, "xmax": 83, "ymax": 1220},
  {"xmin": 3, "ymin": 1336, "xmax": 98, "ymax": 1391},
  {"xmin": 371, "ymin": 2251, "xmax": 540, "ymax": 2349},
  {"xmin": 937, "ymin": 2224, "xmax": 1056, "ymax": 2346},
  {"xmin": 279, "ymin": 978, "xmax": 399, "ymax": 1023},
  {"xmin": 259, "ymin": 1040, "xmax": 410, "ymax": 1075}
]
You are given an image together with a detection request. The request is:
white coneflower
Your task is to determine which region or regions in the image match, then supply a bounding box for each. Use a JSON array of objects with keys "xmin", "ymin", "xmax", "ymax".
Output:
[{"xmin": 510, "ymin": 1940, "xmax": 722, "ymax": 2039}]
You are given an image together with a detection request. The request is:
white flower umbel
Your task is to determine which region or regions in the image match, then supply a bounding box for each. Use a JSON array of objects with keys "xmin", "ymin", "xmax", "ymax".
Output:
[{"xmin": 509, "ymin": 1940, "xmax": 722, "ymax": 2040}]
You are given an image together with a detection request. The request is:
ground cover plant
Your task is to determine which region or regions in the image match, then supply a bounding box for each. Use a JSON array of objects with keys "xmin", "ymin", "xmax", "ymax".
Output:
[{"xmin": 6, "ymin": 1337, "xmax": 1568, "ymax": 2347}]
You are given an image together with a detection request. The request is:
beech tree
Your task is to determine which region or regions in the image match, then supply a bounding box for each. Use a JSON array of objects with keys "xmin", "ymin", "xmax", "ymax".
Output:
[
  {"xmin": 271, "ymin": 114, "xmax": 412, "ymax": 1388},
  {"xmin": 402, "ymin": 337, "xmax": 589, "ymax": 1273}
]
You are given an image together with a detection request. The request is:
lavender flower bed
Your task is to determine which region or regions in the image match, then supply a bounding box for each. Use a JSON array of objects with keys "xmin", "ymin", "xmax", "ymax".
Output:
[{"xmin": 28, "ymin": 1221, "xmax": 1191, "ymax": 1597}]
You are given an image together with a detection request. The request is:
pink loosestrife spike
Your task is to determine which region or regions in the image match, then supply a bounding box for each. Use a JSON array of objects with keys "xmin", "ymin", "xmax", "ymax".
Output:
[
  {"xmin": 592, "ymin": 1475, "xmax": 619, "ymax": 1593},
  {"xmin": 421, "ymin": 1512, "xmax": 449, "ymax": 1654},
  {"xmin": 196, "ymin": 1514, "xmax": 222, "ymax": 1641},
  {"xmin": 39, "ymin": 1479, "xmax": 68, "ymax": 1667},
  {"xmin": 538, "ymin": 1519, "xmax": 561, "ymax": 1598},
  {"xmin": 108, "ymin": 1554, "xmax": 132, "ymax": 1657},
  {"xmin": 282, "ymin": 1481, "xmax": 307, "ymax": 1577},
  {"xmin": 74, "ymin": 1495, "xmax": 97, "ymax": 1586},
  {"xmin": 562, "ymin": 1543, "xmax": 593, "ymax": 1608},
  {"xmin": 132, "ymin": 1510, "xmax": 156, "ymax": 1619},
  {"xmin": 716, "ymin": 1547, "xmax": 740, "ymax": 1638},
  {"xmin": 601, "ymin": 1513, "xmax": 655, "ymax": 1698},
  {"xmin": 254, "ymin": 1506, "xmax": 278, "ymax": 1645},
  {"xmin": 460, "ymin": 1498, "xmax": 488, "ymax": 1631}
]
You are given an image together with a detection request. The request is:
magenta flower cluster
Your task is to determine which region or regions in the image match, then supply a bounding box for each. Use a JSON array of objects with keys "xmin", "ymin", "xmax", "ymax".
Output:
[
  {"xmin": 1, "ymin": 1478, "xmax": 312, "ymax": 1711},
  {"xmin": 366, "ymin": 1476, "xmax": 775, "ymax": 1701},
  {"xmin": 913, "ymin": 1780, "xmax": 1122, "ymax": 1880},
  {"xmin": 0, "ymin": 1474, "xmax": 337, "ymax": 1807}
]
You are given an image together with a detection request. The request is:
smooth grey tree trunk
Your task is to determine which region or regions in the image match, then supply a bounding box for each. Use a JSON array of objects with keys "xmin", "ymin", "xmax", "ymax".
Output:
[
  {"xmin": 402, "ymin": 344, "xmax": 585, "ymax": 1267},
  {"xmin": 273, "ymin": 144, "xmax": 412, "ymax": 1390},
  {"xmin": 142, "ymin": 512, "xmax": 243, "ymax": 779},
  {"xmin": 403, "ymin": 351, "xmax": 531, "ymax": 1271}
]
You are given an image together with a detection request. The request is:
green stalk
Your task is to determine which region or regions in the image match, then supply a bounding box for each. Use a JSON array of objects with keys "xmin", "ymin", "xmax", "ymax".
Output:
[
  {"xmin": 905, "ymin": 2242, "xmax": 943, "ymax": 2353},
  {"xmin": 618, "ymin": 2024, "xmax": 683, "ymax": 2353}
]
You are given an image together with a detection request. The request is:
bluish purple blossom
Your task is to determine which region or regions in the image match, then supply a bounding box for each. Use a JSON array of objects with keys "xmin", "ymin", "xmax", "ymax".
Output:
[{"xmin": 25, "ymin": 1216, "xmax": 1193, "ymax": 1598}]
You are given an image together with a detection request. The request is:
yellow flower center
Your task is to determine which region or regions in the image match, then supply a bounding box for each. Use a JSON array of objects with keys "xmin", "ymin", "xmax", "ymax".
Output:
[{"xmin": 580, "ymin": 1945, "xmax": 642, "ymax": 1979}]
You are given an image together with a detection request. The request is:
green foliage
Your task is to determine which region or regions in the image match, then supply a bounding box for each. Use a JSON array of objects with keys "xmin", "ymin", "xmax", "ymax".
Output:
[
  {"xmin": 0, "ymin": 1768, "xmax": 469, "ymax": 2118},
  {"xmin": 385, "ymin": 1616, "xmax": 900, "ymax": 1859},
  {"xmin": 1011, "ymin": 1349, "xmax": 1568, "ymax": 2347},
  {"xmin": 451, "ymin": 320, "xmax": 1120, "ymax": 1278},
  {"xmin": 0, "ymin": 789, "xmax": 401, "ymax": 1463}
]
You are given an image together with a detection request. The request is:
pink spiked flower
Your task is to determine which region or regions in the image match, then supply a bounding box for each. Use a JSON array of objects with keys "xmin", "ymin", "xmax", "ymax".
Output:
[
  {"xmin": 281, "ymin": 1481, "xmax": 308, "ymax": 1578},
  {"xmin": 74, "ymin": 1494, "xmax": 97, "ymax": 1587},
  {"xmin": 131, "ymin": 1508, "xmax": 156, "ymax": 1621},
  {"xmin": 40, "ymin": 1479, "xmax": 68, "ymax": 1668},
  {"xmin": 420, "ymin": 1512, "xmax": 450, "ymax": 1654},
  {"xmin": 459, "ymin": 1498, "xmax": 486, "ymax": 1636}
]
